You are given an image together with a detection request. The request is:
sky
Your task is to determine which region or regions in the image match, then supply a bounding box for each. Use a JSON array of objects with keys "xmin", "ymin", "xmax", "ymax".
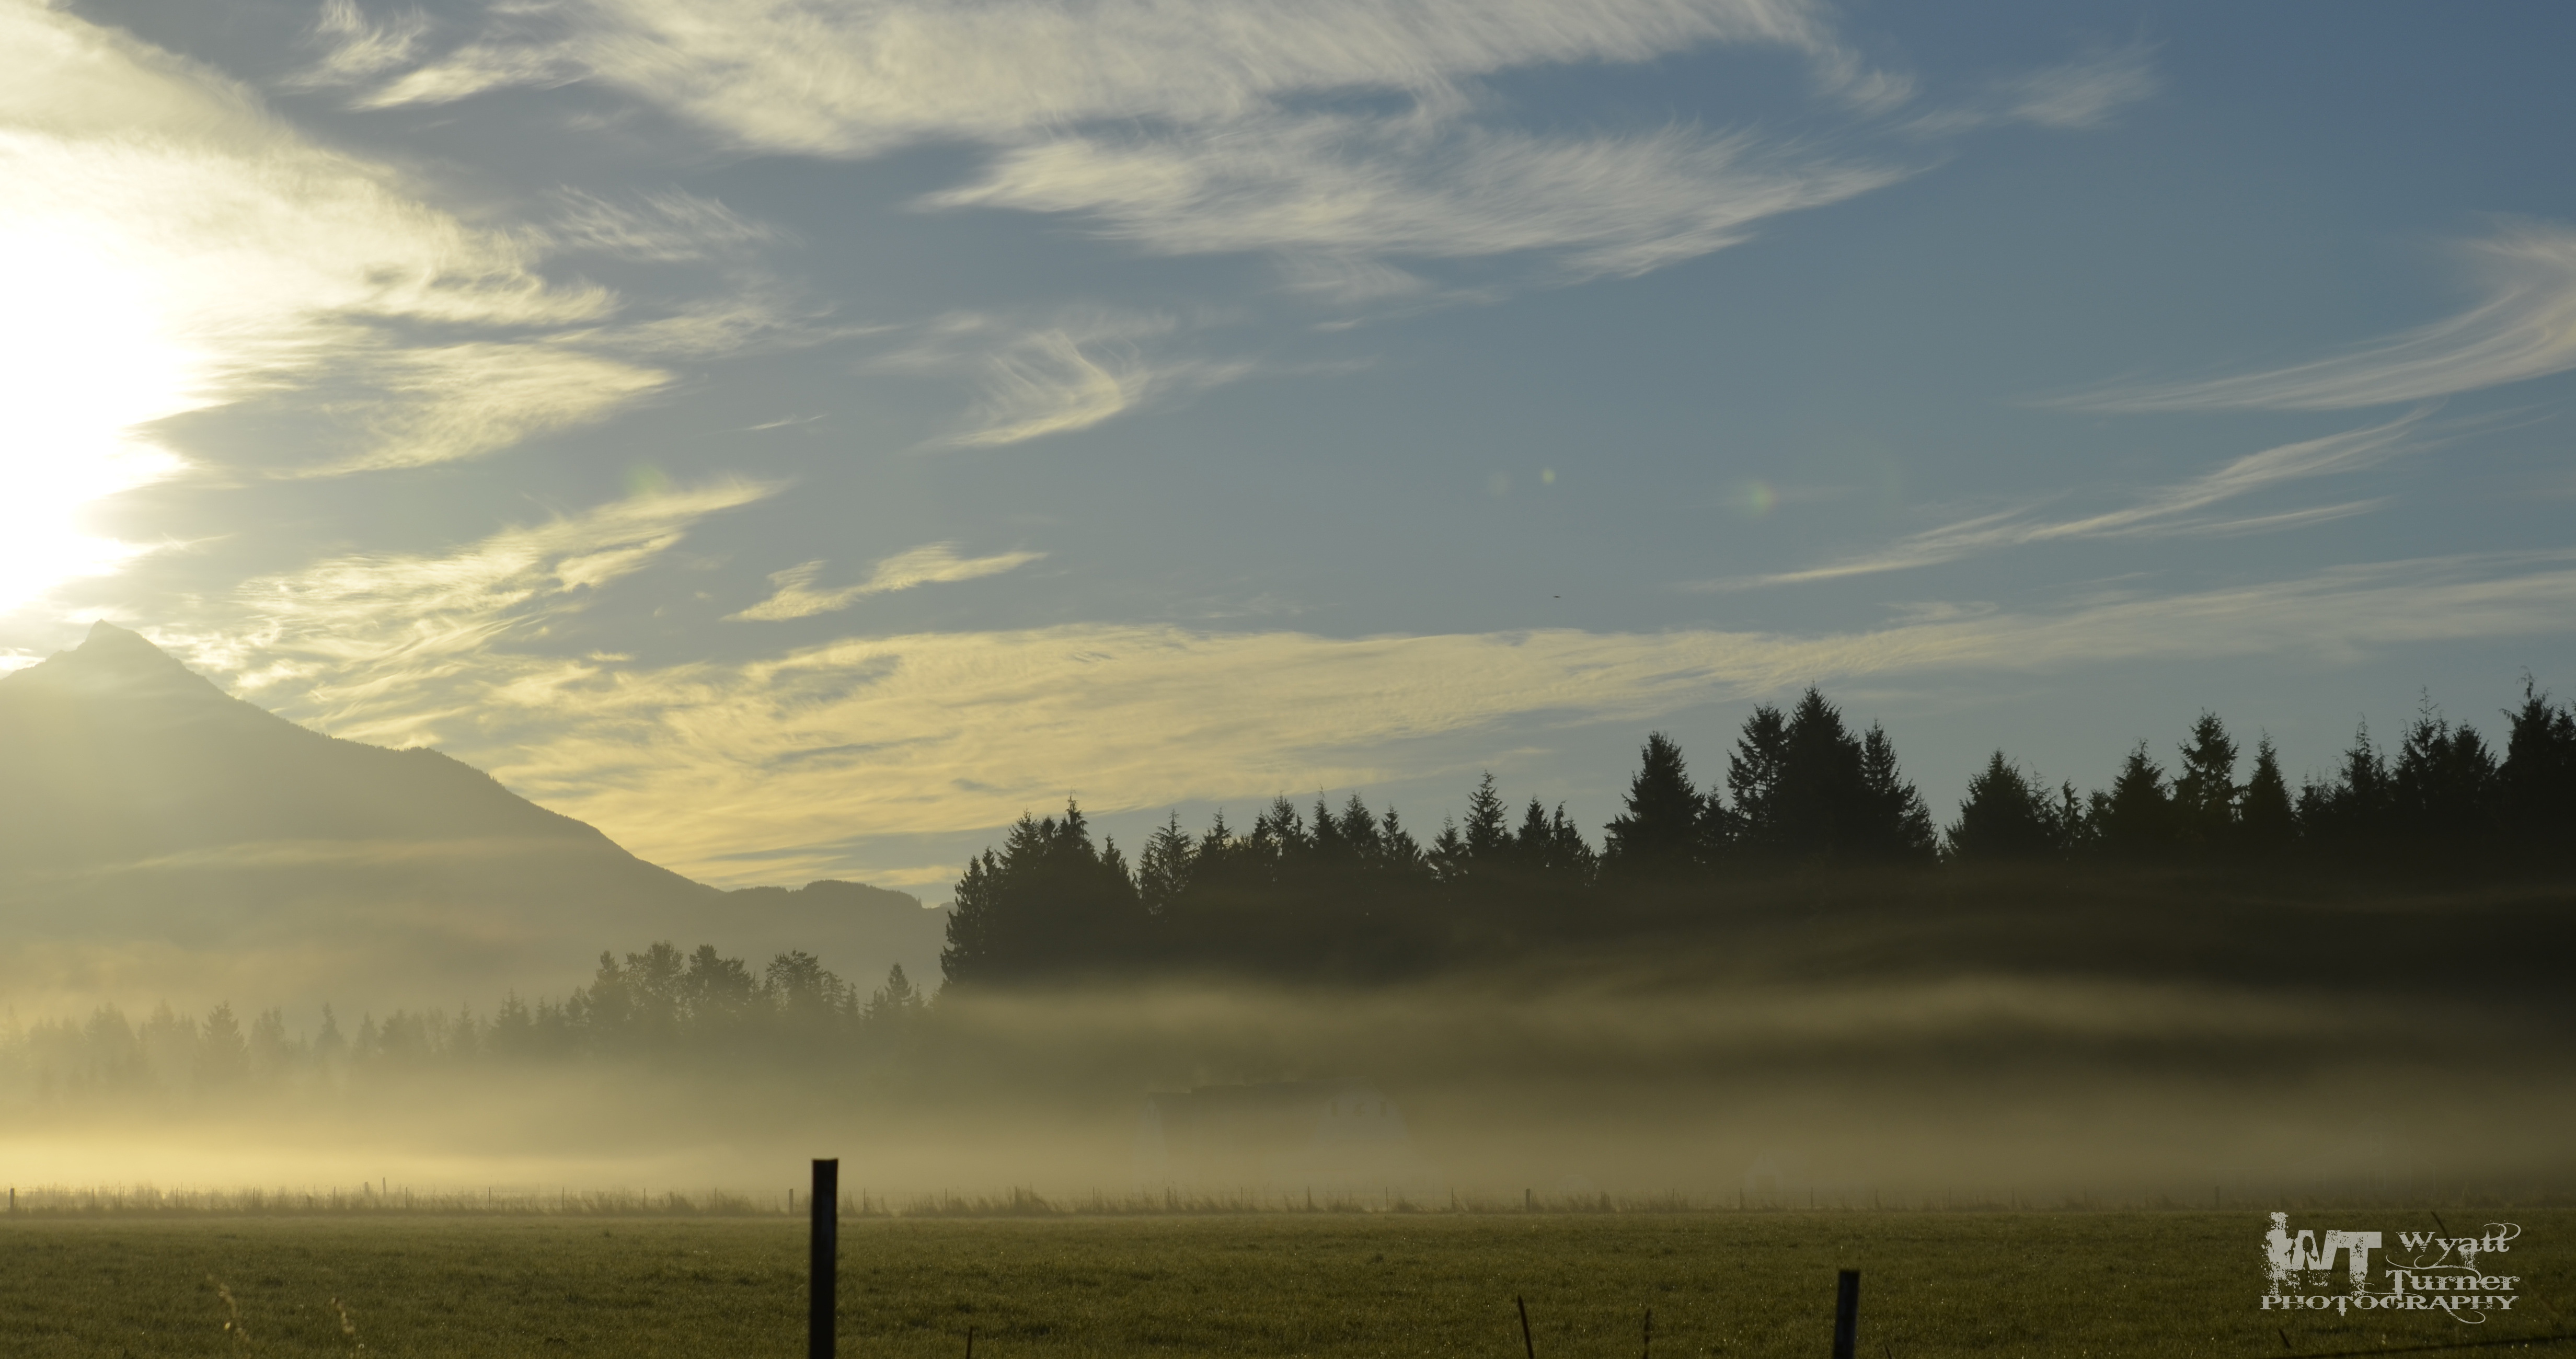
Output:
[{"xmin": 5, "ymin": 0, "xmax": 2573, "ymax": 897}]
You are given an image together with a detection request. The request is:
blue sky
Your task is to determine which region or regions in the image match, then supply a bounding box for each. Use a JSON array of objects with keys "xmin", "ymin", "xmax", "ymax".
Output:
[{"xmin": 6, "ymin": 0, "xmax": 2572, "ymax": 894}]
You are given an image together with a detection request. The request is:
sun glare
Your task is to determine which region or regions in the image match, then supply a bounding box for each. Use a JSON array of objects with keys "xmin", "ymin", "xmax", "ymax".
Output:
[{"xmin": 0, "ymin": 221, "xmax": 192, "ymax": 617}]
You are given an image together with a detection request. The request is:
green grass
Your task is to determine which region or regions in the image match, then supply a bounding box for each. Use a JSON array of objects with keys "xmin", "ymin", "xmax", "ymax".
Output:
[{"xmin": 2, "ymin": 1211, "xmax": 2568, "ymax": 1357}]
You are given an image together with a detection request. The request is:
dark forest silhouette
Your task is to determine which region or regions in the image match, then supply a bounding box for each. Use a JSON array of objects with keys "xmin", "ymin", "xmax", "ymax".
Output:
[
  {"xmin": 9, "ymin": 680, "xmax": 2573, "ymax": 1099},
  {"xmin": 940, "ymin": 682, "xmax": 2576, "ymax": 986}
]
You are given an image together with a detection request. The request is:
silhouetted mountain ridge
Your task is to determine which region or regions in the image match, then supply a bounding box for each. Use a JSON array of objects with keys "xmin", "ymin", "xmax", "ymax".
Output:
[
  {"xmin": 0, "ymin": 622, "xmax": 617, "ymax": 866},
  {"xmin": 0, "ymin": 624, "xmax": 942, "ymax": 1014}
]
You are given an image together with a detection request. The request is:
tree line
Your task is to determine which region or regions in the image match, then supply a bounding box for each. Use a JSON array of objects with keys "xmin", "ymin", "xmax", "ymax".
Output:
[
  {"xmin": 941, "ymin": 682, "xmax": 2576, "ymax": 985},
  {"xmin": 0, "ymin": 947, "xmax": 927, "ymax": 1102}
]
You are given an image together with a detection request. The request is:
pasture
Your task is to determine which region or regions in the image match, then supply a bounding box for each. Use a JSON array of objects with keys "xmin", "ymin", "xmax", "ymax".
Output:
[{"xmin": 2, "ymin": 1209, "xmax": 2567, "ymax": 1357}]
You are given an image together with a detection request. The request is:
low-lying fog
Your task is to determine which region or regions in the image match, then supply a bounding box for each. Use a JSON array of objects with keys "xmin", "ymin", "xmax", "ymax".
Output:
[{"xmin": 6, "ymin": 962, "xmax": 2566, "ymax": 1207}]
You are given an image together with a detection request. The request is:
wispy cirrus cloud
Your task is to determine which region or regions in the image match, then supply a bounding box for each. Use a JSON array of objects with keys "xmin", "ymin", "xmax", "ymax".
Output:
[
  {"xmin": 729, "ymin": 544, "xmax": 1046, "ymax": 621},
  {"xmin": 335, "ymin": 0, "xmax": 1864, "ymax": 149},
  {"xmin": 292, "ymin": 341, "xmax": 672, "ymax": 477},
  {"xmin": 0, "ymin": 2, "xmax": 650, "ymax": 611},
  {"xmin": 2057, "ymin": 221, "xmax": 2576, "ymax": 411},
  {"xmin": 192, "ymin": 479, "xmax": 774, "ymax": 738},
  {"xmin": 2002, "ymin": 46, "xmax": 2158, "ymax": 129},
  {"xmin": 190, "ymin": 547, "xmax": 2576, "ymax": 883},
  {"xmin": 1701, "ymin": 413, "xmax": 2429, "ymax": 589},
  {"xmin": 311, "ymin": 0, "xmax": 1930, "ymax": 303},
  {"xmin": 0, "ymin": 0, "xmax": 812, "ymax": 561},
  {"xmin": 544, "ymin": 188, "xmax": 787, "ymax": 262},
  {"xmin": 868, "ymin": 311, "xmax": 1257, "ymax": 447},
  {"xmin": 927, "ymin": 119, "xmax": 1908, "ymax": 283},
  {"xmin": 289, "ymin": 0, "xmax": 434, "ymax": 88}
]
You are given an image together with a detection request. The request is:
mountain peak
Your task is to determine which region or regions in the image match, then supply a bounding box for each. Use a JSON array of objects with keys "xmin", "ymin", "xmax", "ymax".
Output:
[
  {"xmin": 3, "ymin": 618, "xmax": 227, "ymax": 707},
  {"xmin": 79, "ymin": 618, "xmax": 187, "ymax": 665}
]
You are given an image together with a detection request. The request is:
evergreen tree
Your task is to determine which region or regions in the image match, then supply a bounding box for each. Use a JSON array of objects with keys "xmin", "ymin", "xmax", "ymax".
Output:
[
  {"xmin": 313, "ymin": 1004, "xmax": 346, "ymax": 1072},
  {"xmin": 2238, "ymin": 735, "xmax": 2298, "ymax": 857},
  {"xmin": 196, "ymin": 1002, "xmax": 249, "ymax": 1088},
  {"xmin": 1602, "ymin": 732, "xmax": 1703, "ymax": 881},
  {"xmin": 938, "ymin": 803, "xmax": 1147, "ymax": 985},
  {"xmin": 864, "ymin": 964, "xmax": 923, "ymax": 1036},
  {"xmin": 2299, "ymin": 720, "xmax": 2393, "ymax": 851},
  {"xmin": 1945, "ymin": 752, "xmax": 2060, "ymax": 861},
  {"xmin": 2170, "ymin": 712, "xmax": 2240, "ymax": 856},
  {"xmin": 490, "ymin": 993, "xmax": 536, "ymax": 1058},
  {"xmin": 247, "ymin": 1007, "xmax": 296, "ymax": 1081},
  {"xmin": 1136, "ymin": 812, "xmax": 1195, "ymax": 917},
  {"xmin": 1726, "ymin": 703, "xmax": 1791, "ymax": 854},
  {"xmin": 2091, "ymin": 742, "xmax": 2175, "ymax": 859},
  {"xmin": 1860, "ymin": 722, "xmax": 1937, "ymax": 862},
  {"xmin": 1460, "ymin": 774, "xmax": 1512, "ymax": 862},
  {"xmin": 2499, "ymin": 679, "xmax": 2576, "ymax": 862},
  {"xmin": 2390, "ymin": 698, "xmax": 2498, "ymax": 857},
  {"xmin": 940, "ymin": 850, "xmax": 998, "ymax": 984}
]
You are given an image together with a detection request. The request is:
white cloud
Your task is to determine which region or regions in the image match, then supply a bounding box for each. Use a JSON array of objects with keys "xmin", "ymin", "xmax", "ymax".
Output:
[
  {"xmin": 2000, "ymin": 46, "xmax": 2157, "ymax": 130},
  {"xmin": 867, "ymin": 311, "xmax": 1257, "ymax": 447},
  {"xmin": 191, "ymin": 548, "xmax": 2576, "ymax": 881},
  {"xmin": 729, "ymin": 544, "xmax": 1046, "ymax": 621},
  {"xmin": 350, "ymin": 0, "xmax": 1858, "ymax": 153},
  {"xmin": 292, "ymin": 0, "xmax": 434, "ymax": 88},
  {"xmin": 0, "ymin": 0, "xmax": 682, "ymax": 615},
  {"xmin": 2060, "ymin": 221, "xmax": 2576, "ymax": 411},
  {"xmin": 927, "ymin": 118, "xmax": 1908, "ymax": 282},
  {"xmin": 545, "ymin": 188, "xmax": 787, "ymax": 262},
  {"xmin": 1709, "ymin": 413, "xmax": 2428, "ymax": 589},
  {"xmin": 194, "ymin": 479, "xmax": 775, "ymax": 740},
  {"xmin": 293, "ymin": 341, "xmax": 672, "ymax": 476},
  {"xmin": 319, "ymin": 0, "xmax": 1923, "ymax": 300}
]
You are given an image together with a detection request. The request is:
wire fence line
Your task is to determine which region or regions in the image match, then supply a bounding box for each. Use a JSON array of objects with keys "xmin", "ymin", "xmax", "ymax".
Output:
[{"xmin": 4, "ymin": 1181, "xmax": 2569, "ymax": 1218}]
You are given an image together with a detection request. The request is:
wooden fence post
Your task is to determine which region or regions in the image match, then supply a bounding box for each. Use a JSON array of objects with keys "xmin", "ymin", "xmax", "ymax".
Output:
[
  {"xmin": 1832, "ymin": 1270, "xmax": 1859, "ymax": 1359},
  {"xmin": 811, "ymin": 1159, "xmax": 839, "ymax": 1359}
]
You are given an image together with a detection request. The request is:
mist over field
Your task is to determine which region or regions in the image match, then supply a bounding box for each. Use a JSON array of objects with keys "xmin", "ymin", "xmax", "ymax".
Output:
[
  {"xmin": 5, "ymin": 612, "xmax": 2571, "ymax": 1213},
  {"xmin": 9, "ymin": 885, "xmax": 2571, "ymax": 1207}
]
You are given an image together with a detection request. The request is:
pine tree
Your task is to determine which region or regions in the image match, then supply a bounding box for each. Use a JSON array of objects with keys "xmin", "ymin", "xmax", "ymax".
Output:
[
  {"xmin": 2390, "ymin": 698, "xmax": 2498, "ymax": 858},
  {"xmin": 1945, "ymin": 752, "xmax": 2060, "ymax": 861},
  {"xmin": 1860, "ymin": 722, "xmax": 1937, "ymax": 862},
  {"xmin": 2170, "ymin": 712, "xmax": 2240, "ymax": 856},
  {"xmin": 2499, "ymin": 678, "xmax": 2576, "ymax": 862},
  {"xmin": 1726, "ymin": 703, "xmax": 1791, "ymax": 854},
  {"xmin": 247, "ymin": 1007, "xmax": 296, "ymax": 1081},
  {"xmin": 2091, "ymin": 742, "xmax": 2175, "ymax": 859},
  {"xmin": 1602, "ymin": 732, "xmax": 1703, "ymax": 881},
  {"xmin": 2238, "ymin": 735, "xmax": 2297, "ymax": 857},
  {"xmin": 865, "ymin": 964, "xmax": 923, "ymax": 1037},
  {"xmin": 1461, "ymin": 774, "xmax": 1511, "ymax": 862},
  {"xmin": 196, "ymin": 1002, "xmax": 249, "ymax": 1088},
  {"xmin": 940, "ymin": 850, "xmax": 1000, "ymax": 985},
  {"xmin": 1137, "ymin": 812, "xmax": 1195, "ymax": 917},
  {"xmin": 938, "ymin": 802, "xmax": 1148, "ymax": 985},
  {"xmin": 2298, "ymin": 721, "xmax": 2393, "ymax": 851}
]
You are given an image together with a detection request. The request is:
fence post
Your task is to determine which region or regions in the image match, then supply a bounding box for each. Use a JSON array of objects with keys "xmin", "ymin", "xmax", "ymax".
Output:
[
  {"xmin": 811, "ymin": 1159, "xmax": 839, "ymax": 1359},
  {"xmin": 1831, "ymin": 1270, "xmax": 1859, "ymax": 1359}
]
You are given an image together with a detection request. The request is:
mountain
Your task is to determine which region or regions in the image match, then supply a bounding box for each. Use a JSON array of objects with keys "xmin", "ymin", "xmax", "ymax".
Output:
[{"xmin": 0, "ymin": 623, "xmax": 944, "ymax": 1017}]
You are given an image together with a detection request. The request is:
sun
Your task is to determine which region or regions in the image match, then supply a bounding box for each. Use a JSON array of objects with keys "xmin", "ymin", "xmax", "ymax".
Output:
[{"xmin": 0, "ymin": 220, "xmax": 191, "ymax": 617}]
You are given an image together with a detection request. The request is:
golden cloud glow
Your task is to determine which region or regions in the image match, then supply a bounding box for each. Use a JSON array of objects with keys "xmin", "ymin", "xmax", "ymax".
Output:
[
  {"xmin": 181, "ymin": 534, "xmax": 2576, "ymax": 887},
  {"xmin": 0, "ymin": 1, "xmax": 651, "ymax": 616},
  {"xmin": 729, "ymin": 545, "xmax": 1047, "ymax": 621}
]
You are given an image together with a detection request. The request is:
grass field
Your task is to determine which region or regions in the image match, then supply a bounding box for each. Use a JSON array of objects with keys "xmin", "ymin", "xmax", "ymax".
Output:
[{"xmin": 2, "ymin": 1210, "xmax": 2568, "ymax": 1357}]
